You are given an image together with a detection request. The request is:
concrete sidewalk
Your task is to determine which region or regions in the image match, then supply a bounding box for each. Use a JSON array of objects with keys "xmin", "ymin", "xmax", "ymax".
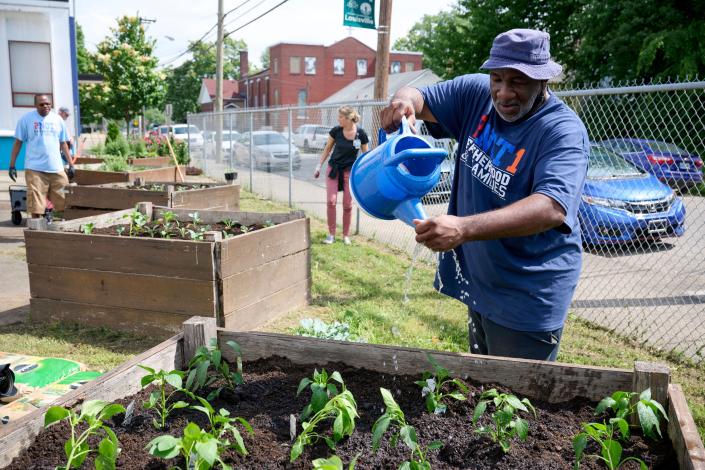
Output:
[{"xmin": 0, "ymin": 172, "xmax": 30, "ymax": 325}]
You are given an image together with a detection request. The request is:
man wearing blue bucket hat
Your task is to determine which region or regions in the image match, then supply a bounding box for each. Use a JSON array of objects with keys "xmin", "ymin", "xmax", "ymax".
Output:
[{"xmin": 380, "ymin": 29, "xmax": 589, "ymax": 361}]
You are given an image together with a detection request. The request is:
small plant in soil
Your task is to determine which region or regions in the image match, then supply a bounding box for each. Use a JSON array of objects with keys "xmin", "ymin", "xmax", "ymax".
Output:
[
  {"xmin": 221, "ymin": 219, "xmax": 237, "ymax": 230},
  {"xmin": 573, "ymin": 421, "xmax": 648, "ymax": 470},
  {"xmin": 414, "ymin": 354, "xmax": 468, "ymax": 414},
  {"xmin": 371, "ymin": 388, "xmax": 443, "ymax": 470},
  {"xmin": 44, "ymin": 399, "xmax": 126, "ymax": 470},
  {"xmin": 115, "ymin": 225, "xmax": 125, "ymax": 236},
  {"xmin": 138, "ymin": 366, "xmax": 190, "ymax": 430},
  {"xmin": 186, "ymin": 338, "xmax": 243, "ymax": 400},
  {"xmin": 471, "ymin": 388, "xmax": 536, "ymax": 453},
  {"xmin": 192, "ymin": 395, "xmax": 253, "ymax": 456},
  {"xmin": 297, "ymin": 368, "xmax": 345, "ymax": 420},
  {"xmin": 312, "ymin": 454, "xmax": 360, "ymax": 470},
  {"xmin": 124, "ymin": 210, "xmax": 148, "ymax": 237},
  {"xmin": 290, "ymin": 385, "xmax": 359, "ymax": 462},
  {"xmin": 81, "ymin": 222, "xmax": 95, "ymax": 235},
  {"xmin": 147, "ymin": 421, "xmax": 229, "ymax": 470},
  {"xmin": 189, "ymin": 211, "xmax": 202, "ymax": 226},
  {"xmin": 594, "ymin": 388, "xmax": 668, "ymax": 440}
]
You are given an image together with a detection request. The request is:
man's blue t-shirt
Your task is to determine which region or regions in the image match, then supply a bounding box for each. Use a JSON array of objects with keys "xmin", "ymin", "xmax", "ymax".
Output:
[
  {"xmin": 420, "ymin": 74, "xmax": 589, "ymax": 332},
  {"xmin": 14, "ymin": 110, "xmax": 68, "ymax": 173}
]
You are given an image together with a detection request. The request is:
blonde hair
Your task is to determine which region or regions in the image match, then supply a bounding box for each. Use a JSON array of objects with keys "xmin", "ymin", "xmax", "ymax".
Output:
[{"xmin": 338, "ymin": 106, "xmax": 360, "ymax": 123}]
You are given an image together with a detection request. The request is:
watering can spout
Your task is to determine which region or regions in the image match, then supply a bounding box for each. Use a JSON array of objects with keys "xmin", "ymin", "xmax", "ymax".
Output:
[{"xmin": 392, "ymin": 199, "xmax": 428, "ymax": 227}]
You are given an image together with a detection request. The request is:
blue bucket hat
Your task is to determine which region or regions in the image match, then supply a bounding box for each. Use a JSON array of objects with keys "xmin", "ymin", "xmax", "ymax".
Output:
[{"xmin": 481, "ymin": 29, "xmax": 562, "ymax": 80}]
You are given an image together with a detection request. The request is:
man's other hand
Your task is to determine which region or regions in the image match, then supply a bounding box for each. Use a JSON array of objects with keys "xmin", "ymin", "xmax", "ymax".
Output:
[
  {"xmin": 66, "ymin": 166, "xmax": 75, "ymax": 179},
  {"xmin": 8, "ymin": 167, "xmax": 17, "ymax": 182},
  {"xmin": 414, "ymin": 215, "xmax": 467, "ymax": 252}
]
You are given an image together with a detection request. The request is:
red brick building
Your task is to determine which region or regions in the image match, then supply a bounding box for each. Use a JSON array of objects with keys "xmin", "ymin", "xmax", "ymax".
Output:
[
  {"xmin": 238, "ymin": 37, "xmax": 422, "ymax": 108},
  {"xmin": 198, "ymin": 78, "xmax": 245, "ymax": 112}
]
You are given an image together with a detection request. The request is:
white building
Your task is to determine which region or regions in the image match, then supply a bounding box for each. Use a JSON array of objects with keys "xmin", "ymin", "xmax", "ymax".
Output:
[{"xmin": 0, "ymin": 0, "xmax": 77, "ymax": 170}]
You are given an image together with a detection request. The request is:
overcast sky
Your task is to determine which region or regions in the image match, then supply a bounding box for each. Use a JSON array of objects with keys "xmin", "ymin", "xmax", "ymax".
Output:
[{"xmin": 76, "ymin": 0, "xmax": 455, "ymax": 69}]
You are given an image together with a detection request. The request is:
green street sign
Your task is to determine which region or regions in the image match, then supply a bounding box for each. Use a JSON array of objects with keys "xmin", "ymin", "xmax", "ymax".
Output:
[{"xmin": 343, "ymin": 0, "xmax": 376, "ymax": 30}]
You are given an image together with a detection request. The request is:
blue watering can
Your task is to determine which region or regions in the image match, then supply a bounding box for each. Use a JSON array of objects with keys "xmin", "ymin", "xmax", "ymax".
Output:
[{"xmin": 350, "ymin": 116, "xmax": 448, "ymax": 226}]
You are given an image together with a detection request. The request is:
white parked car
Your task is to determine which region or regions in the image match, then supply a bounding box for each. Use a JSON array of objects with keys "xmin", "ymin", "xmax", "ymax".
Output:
[
  {"xmin": 235, "ymin": 131, "xmax": 302, "ymax": 171},
  {"xmin": 158, "ymin": 124, "xmax": 204, "ymax": 150},
  {"xmin": 293, "ymin": 124, "xmax": 331, "ymax": 152}
]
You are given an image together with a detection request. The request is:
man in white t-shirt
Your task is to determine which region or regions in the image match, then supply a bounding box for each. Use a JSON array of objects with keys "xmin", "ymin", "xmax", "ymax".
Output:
[{"xmin": 7, "ymin": 94, "xmax": 73, "ymax": 218}]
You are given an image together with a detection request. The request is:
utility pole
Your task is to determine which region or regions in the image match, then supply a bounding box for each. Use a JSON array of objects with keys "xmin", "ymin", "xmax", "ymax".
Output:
[
  {"xmin": 373, "ymin": 0, "xmax": 392, "ymax": 101},
  {"xmin": 215, "ymin": 0, "xmax": 224, "ymax": 163}
]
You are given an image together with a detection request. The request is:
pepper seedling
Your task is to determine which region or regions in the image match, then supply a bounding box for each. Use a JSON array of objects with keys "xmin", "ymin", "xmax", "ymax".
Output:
[
  {"xmin": 312, "ymin": 453, "xmax": 360, "ymax": 470},
  {"xmin": 81, "ymin": 222, "xmax": 95, "ymax": 235},
  {"xmin": 192, "ymin": 395, "xmax": 253, "ymax": 456},
  {"xmin": 471, "ymin": 388, "xmax": 536, "ymax": 453},
  {"xmin": 147, "ymin": 422, "xmax": 228, "ymax": 470},
  {"xmin": 371, "ymin": 388, "xmax": 443, "ymax": 470},
  {"xmin": 573, "ymin": 421, "xmax": 648, "ymax": 470},
  {"xmin": 297, "ymin": 369, "xmax": 345, "ymax": 420},
  {"xmin": 290, "ymin": 386, "xmax": 359, "ymax": 462},
  {"xmin": 594, "ymin": 388, "xmax": 668, "ymax": 440},
  {"xmin": 414, "ymin": 353, "xmax": 468, "ymax": 414},
  {"xmin": 138, "ymin": 366, "xmax": 190, "ymax": 430},
  {"xmin": 44, "ymin": 399, "xmax": 126, "ymax": 470},
  {"xmin": 186, "ymin": 338, "xmax": 243, "ymax": 400}
]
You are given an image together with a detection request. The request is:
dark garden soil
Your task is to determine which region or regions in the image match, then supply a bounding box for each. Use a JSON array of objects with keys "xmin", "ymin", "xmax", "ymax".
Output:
[
  {"xmin": 120, "ymin": 183, "xmax": 212, "ymax": 191},
  {"xmin": 7, "ymin": 357, "xmax": 677, "ymax": 470},
  {"xmin": 83, "ymin": 221, "xmax": 266, "ymax": 241}
]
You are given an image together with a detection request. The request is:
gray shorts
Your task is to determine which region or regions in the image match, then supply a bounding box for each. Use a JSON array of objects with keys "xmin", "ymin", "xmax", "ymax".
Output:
[{"xmin": 468, "ymin": 308, "xmax": 563, "ymax": 361}]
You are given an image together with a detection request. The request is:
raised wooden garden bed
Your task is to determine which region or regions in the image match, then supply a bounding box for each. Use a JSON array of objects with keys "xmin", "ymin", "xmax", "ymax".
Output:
[
  {"xmin": 73, "ymin": 166, "xmax": 184, "ymax": 185},
  {"xmin": 1, "ymin": 317, "xmax": 703, "ymax": 469},
  {"xmin": 63, "ymin": 182, "xmax": 241, "ymax": 220},
  {"xmin": 24, "ymin": 204, "xmax": 310, "ymax": 335},
  {"xmin": 74, "ymin": 156, "xmax": 173, "ymax": 167}
]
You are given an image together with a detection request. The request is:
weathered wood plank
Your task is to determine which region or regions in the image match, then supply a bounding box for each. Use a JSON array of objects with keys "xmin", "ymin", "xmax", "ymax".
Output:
[
  {"xmin": 218, "ymin": 332, "xmax": 633, "ymax": 403},
  {"xmin": 74, "ymin": 166, "xmax": 182, "ymax": 186},
  {"xmin": 0, "ymin": 333, "xmax": 183, "ymax": 467},
  {"xmin": 127, "ymin": 156, "xmax": 172, "ymax": 167},
  {"xmin": 28, "ymin": 298, "xmax": 192, "ymax": 336},
  {"xmin": 153, "ymin": 207, "xmax": 304, "ymax": 226},
  {"xmin": 668, "ymin": 384, "xmax": 705, "ymax": 470},
  {"xmin": 37, "ymin": 208, "xmax": 136, "ymax": 231},
  {"xmin": 24, "ymin": 230, "xmax": 215, "ymax": 280},
  {"xmin": 220, "ymin": 218, "xmax": 310, "ymax": 277},
  {"xmin": 221, "ymin": 250, "xmax": 309, "ymax": 310},
  {"xmin": 28, "ymin": 264, "xmax": 216, "ymax": 315},
  {"xmin": 171, "ymin": 184, "xmax": 240, "ymax": 211},
  {"xmin": 223, "ymin": 278, "xmax": 310, "ymax": 330},
  {"xmin": 183, "ymin": 317, "xmax": 217, "ymax": 365},
  {"xmin": 66, "ymin": 185, "xmax": 169, "ymax": 210},
  {"xmin": 63, "ymin": 207, "xmax": 113, "ymax": 220}
]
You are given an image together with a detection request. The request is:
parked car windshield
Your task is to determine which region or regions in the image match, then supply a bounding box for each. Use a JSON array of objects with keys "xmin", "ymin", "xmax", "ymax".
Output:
[
  {"xmin": 253, "ymin": 133, "xmax": 288, "ymax": 146},
  {"xmin": 173, "ymin": 126, "xmax": 200, "ymax": 135},
  {"xmin": 647, "ymin": 141, "xmax": 686, "ymax": 154},
  {"xmin": 588, "ymin": 147, "xmax": 643, "ymax": 179}
]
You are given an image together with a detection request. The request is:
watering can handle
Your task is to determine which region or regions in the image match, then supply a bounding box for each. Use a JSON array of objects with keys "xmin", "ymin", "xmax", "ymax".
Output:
[
  {"xmin": 378, "ymin": 115, "xmax": 411, "ymax": 145},
  {"xmin": 384, "ymin": 148, "xmax": 448, "ymax": 168}
]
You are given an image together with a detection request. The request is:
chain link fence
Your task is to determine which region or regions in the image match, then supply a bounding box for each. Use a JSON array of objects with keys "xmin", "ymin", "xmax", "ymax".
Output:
[{"xmin": 189, "ymin": 78, "xmax": 705, "ymax": 363}]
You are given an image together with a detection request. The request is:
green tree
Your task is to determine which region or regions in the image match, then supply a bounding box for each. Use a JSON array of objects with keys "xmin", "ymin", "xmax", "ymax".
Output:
[
  {"xmin": 260, "ymin": 47, "xmax": 270, "ymax": 69},
  {"xmin": 94, "ymin": 16, "xmax": 165, "ymax": 126},
  {"xmin": 76, "ymin": 23, "xmax": 106, "ymax": 125},
  {"xmin": 163, "ymin": 37, "xmax": 247, "ymax": 123}
]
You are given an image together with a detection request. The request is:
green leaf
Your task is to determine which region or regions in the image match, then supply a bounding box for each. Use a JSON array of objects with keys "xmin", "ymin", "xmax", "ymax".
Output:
[
  {"xmin": 100, "ymin": 404, "xmax": 126, "ymax": 421},
  {"xmin": 98, "ymin": 436, "xmax": 117, "ymax": 460},
  {"xmin": 427, "ymin": 440, "xmax": 444, "ymax": 450},
  {"xmin": 172, "ymin": 400, "xmax": 189, "ymax": 410},
  {"xmin": 595, "ymin": 396, "xmax": 617, "ymax": 415},
  {"xmin": 195, "ymin": 438, "xmax": 218, "ymax": 466},
  {"xmin": 333, "ymin": 412, "xmax": 344, "ymax": 440},
  {"xmin": 372, "ymin": 415, "xmax": 391, "ymax": 451},
  {"xmin": 505, "ymin": 395, "xmax": 528, "ymax": 413},
  {"xmin": 380, "ymin": 388, "xmax": 400, "ymax": 414},
  {"xmin": 573, "ymin": 433, "xmax": 588, "ymax": 463},
  {"xmin": 95, "ymin": 454, "xmax": 116, "ymax": 470},
  {"xmin": 72, "ymin": 442, "xmax": 90, "ymax": 467},
  {"xmin": 515, "ymin": 417, "xmax": 529, "ymax": 440},
  {"xmin": 312, "ymin": 455, "xmax": 344, "ymax": 470},
  {"xmin": 399, "ymin": 425, "xmax": 418, "ymax": 451},
  {"xmin": 226, "ymin": 340, "xmax": 241, "ymax": 355},
  {"xmin": 195, "ymin": 361, "xmax": 209, "ymax": 390},
  {"xmin": 399, "ymin": 462, "xmax": 411, "ymax": 470},
  {"xmin": 610, "ymin": 417, "xmax": 630, "ymax": 440},
  {"xmin": 297, "ymin": 377, "xmax": 312, "ymax": 396},
  {"xmin": 639, "ymin": 388, "xmax": 651, "ymax": 401},
  {"xmin": 324, "ymin": 437, "xmax": 336, "ymax": 450},
  {"xmin": 451, "ymin": 379, "xmax": 469, "ymax": 394},
  {"xmin": 164, "ymin": 373, "xmax": 183, "ymax": 390},
  {"xmin": 80, "ymin": 399, "xmax": 108, "ymax": 419},
  {"xmin": 447, "ymin": 391, "xmax": 467, "ymax": 401},
  {"xmin": 602, "ymin": 439, "xmax": 623, "ymax": 467},
  {"xmin": 290, "ymin": 439, "xmax": 304, "ymax": 462},
  {"xmin": 637, "ymin": 401, "xmax": 662, "ymax": 439},
  {"xmin": 647, "ymin": 399, "xmax": 669, "ymax": 421},
  {"xmin": 480, "ymin": 388, "xmax": 498, "ymax": 400},
  {"xmin": 45, "ymin": 406, "xmax": 70, "ymax": 427},
  {"xmin": 311, "ymin": 387, "xmax": 328, "ymax": 413},
  {"xmin": 140, "ymin": 374, "xmax": 155, "ymax": 388},
  {"xmin": 330, "ymin": 371, "xmax": 344, "ymax": 384},
  {"xmin": 472, "ymin": 400, "xmax": 488, "ymax": 424}
]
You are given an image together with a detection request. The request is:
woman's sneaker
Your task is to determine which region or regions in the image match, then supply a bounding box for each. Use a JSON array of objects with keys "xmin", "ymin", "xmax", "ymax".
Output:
[
  {"xmin": 343, "ymin": 236, "xmax": 352, "ymax": 245},
  {"xmin": 323, "ymin": 235, "xmax": 335, "ymax": 244}
]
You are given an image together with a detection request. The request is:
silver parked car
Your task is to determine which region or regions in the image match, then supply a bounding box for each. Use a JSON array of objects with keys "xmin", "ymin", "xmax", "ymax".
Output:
[
  {"xmin": 293, "ymin": 124, "xmax": 330, "ymax": 152},
  {"xmin": 234, "ymin": 131, "xmax": 302, "ymax": 171}
]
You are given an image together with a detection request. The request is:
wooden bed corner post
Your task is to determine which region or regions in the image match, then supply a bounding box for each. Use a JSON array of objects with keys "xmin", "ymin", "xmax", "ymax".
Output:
[
  {"xmin": 137, "ymin": 201, "xmax": 153, "ymax": 220},
  {"xmin": 631, "ymin": 361, "xmax": 670, "ymax": 426},
  {"xmin": 182, "ymin": 316, "xmax": 217, "ymax": 368},
  {"xmin": 167, "ymin": 184, "xmax": 175, "ymax": 207}
]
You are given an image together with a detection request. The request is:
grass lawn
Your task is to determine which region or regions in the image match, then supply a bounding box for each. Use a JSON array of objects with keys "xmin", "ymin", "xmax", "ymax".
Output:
[{"xmin": 0, "ymin": 189, "xmax": 702, "ymax": 441}]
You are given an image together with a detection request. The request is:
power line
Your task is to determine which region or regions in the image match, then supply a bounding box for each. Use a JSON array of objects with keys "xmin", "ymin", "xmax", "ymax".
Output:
[
  {"xmin": 224, "ymin": 0, "xmax": 290, "ymax": 39},
  {"xmin": 159, "ymin": 0, "xmax": 255, "ymax": 67}
]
